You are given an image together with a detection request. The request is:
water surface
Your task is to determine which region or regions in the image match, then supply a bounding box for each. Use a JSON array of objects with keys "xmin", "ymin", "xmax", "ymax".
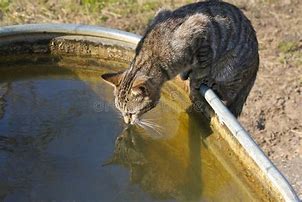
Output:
[{"xmin": 0, "ymin": 66, "xmax": 254, "ymax": 202}]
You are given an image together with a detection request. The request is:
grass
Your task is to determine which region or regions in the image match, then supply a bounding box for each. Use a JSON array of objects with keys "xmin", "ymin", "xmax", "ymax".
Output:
[
  {"xmin": 0, "ymin": 0, "xmax": 192, "ymax": 33},
  {"xmin": 0, "ymin": 0, "xmax": 10, "ymax": 9},
  {"xmin": 278, "ymin": 40, "xmax": 302, "ymax": 67},
  {"xmin": 0, "ymin": 0, "xmax": 10, "ymax": 13},
  {"xmin": 81, "ymin": 0, "xmax": 107, "ymax": 12},
  {"xmin": 278, "ymin": 41, "xmax": 300, "ymax": 53}
]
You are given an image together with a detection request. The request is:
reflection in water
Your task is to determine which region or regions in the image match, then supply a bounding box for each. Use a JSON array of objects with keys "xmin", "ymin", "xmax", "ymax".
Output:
[{"xmin": 104, "ymin": 125, "xmax": 204, "ymax": 201}]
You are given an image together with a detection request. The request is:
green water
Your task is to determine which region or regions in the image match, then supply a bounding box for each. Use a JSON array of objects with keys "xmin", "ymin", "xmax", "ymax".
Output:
[{"xmin": 0, "ymin": 67, "xmax": 254, "ymax": 202}]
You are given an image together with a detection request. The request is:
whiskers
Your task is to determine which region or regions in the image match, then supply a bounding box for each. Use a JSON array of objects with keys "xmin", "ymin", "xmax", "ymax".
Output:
[{"xmin": 134, "ymin": 119, "xmax": 165, "ymax": 138}]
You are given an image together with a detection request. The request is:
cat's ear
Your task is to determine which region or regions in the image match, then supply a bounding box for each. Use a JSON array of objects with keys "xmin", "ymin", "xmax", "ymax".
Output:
[
  {"xmin": 172, "ymin": 14, "xmax": 209, "ymax": 51},
  {"xmin": 101, "ymin": 71, "xmax": 124, "ymax": 87}
]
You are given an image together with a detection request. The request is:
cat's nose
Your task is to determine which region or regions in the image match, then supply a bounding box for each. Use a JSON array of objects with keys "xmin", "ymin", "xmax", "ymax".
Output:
[
  {"xmin": 123, "ymin": 115, "xmax": 131, "ymax": 124},
  {"xmin": 123, "ymin": 113, "xmax": 137, "ymax": 125},
  {"xmin": 123, "ymin": 113, "xmax": 133, "ymax": 125}
]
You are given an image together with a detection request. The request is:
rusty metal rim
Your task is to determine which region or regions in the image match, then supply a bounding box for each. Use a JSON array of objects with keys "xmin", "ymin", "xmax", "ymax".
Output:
[{"xmin": 0, "ymin": 23, "xmax": 299, "ymax": 202}]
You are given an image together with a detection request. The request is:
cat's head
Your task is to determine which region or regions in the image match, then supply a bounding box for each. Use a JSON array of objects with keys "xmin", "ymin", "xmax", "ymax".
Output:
[{"xmin": 101, "ymin": 71, "xmax": 160, "ymax": 124}]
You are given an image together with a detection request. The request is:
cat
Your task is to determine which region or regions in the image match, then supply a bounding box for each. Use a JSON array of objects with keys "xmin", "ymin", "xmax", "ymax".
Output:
[{"xmin": 101, "ymin": 0, "xmax": 259, "ymax": 124}]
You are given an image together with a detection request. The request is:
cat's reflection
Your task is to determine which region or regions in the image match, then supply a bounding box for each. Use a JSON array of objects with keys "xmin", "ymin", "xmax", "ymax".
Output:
[
  {"xmin": 103, "ymin": 127, "xmax": 148, "ymax": 184},
  {"xmin": 104, "ymin": 123, "xmax": 203, "ymax": 201}
]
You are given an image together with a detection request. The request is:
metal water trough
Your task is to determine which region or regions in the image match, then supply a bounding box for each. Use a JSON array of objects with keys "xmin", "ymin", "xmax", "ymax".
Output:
[{"xmin": 0, "ymin": 24, "xmax": 299, "ymax": 202}]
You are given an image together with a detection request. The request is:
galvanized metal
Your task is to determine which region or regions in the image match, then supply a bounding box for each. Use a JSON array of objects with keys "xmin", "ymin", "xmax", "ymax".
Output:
[
  {"xmin": 0, "ymin": 23, "xmax": 299, "ymax": 201},
  {"xmin": 0, "ymin": 24, "xmax": 140, "ymax": 46},
  {"xmin": 200, "ymin": 85, "xmax": 300, "ymax": 202}
]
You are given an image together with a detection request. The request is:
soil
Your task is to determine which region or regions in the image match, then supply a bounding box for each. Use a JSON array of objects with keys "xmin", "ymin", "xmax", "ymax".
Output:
[
  {"xmin": 235, "ymin": 1, "xmax": 302, "ymax": 198},
  {"xmin": 0, "ymin": 0, "xmax": 301, "ymax": 199}
]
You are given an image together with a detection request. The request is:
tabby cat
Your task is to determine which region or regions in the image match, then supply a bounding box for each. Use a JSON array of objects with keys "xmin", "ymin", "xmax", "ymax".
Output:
[{"xmin": 102, "ymin": 0, "xmax": 259, "ymax": 124}]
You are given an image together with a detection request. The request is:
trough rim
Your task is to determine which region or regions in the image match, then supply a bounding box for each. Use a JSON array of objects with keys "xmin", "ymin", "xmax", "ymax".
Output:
[{"xmin": 0, "ymin": 23, "xmax": 299, "ymax": 202}]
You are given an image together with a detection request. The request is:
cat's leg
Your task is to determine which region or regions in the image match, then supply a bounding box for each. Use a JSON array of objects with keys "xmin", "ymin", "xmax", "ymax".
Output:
[
  {"xmin": 188, "ymin": 77, "xmax": 209, "ymax": 114},
  {"xmin": 209, "ymin": 49, "xmax": 259, "ymax": 117},
  {"xmin": 188, "ymin": 77, "xmax": 233, "ymax": 125},
  {"xmin": 226, "ymin": 70, "xmax": 257, "ymax": 117}
]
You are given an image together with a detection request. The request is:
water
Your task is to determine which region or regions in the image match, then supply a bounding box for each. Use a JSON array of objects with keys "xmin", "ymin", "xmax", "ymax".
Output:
[{"xmin": 0, "ymin": 67, "xmax": 254, "ymax": 202}]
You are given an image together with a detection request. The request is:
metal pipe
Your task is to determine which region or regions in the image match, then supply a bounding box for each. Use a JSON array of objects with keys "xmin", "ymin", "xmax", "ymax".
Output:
[{"xmin": 200, "ymin": 85, "xmax": 300, "ymax": 202}]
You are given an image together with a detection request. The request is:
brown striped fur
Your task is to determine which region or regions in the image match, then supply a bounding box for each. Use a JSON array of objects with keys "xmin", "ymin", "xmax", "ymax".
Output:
[{"xmin": 102, "ymin": 0, "xmax": 259, "ymax": 124}]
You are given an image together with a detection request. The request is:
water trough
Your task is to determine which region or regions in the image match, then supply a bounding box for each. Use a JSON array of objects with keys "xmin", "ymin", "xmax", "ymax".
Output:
[{"xmin": 0, "ymin": 24, "xmax": 299, "ymax": 202}]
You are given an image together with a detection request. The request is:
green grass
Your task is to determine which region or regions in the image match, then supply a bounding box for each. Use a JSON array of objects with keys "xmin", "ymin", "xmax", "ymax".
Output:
[
  {"xmin": 81, "ymin": 0, "xmax": 106, "ymax": 11},
  {"xmin": 278, "ymin": 40, "xmax": 300, "ymax": 53},
  {"xmin": 0, "ymin": 0, "xmax": 10, "ymax": 12},
  {"xmin": 278, "ymin": 40, "xmax": 302, "ymax": 67},
  {"xmin": 0, "ymin": 0, "xmax": 195, "ymax": 28},
  {"xmin": 80, "ymin": 0, "xmax": 161, "ymax": 14},
  {"xmin": 259, "ymin": 0, "xmax": 279, "ymax": 4}
]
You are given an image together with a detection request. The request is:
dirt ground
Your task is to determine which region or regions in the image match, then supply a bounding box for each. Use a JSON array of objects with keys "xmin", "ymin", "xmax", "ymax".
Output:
[
  {"xmin": 234, "ymin": 0, "xmax": 302, "ymax": 198},
  {"xmin": 0, "ymin": 0, "xmax": 301, "ymax": 199}
]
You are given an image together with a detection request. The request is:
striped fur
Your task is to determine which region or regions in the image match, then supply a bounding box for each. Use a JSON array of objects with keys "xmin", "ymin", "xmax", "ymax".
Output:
[{"xmin": 102, "ymin": 1, "xmax": 259, "ymax": 122}]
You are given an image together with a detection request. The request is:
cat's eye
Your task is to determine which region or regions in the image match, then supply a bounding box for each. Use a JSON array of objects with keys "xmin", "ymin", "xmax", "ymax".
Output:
[
  {"xmin": 131, "ymin": 89, "xmax": 141, "ymax": 97},
  {"xmin": 131, "ymin": 85, "xmax": 146, "ymax": 97},
  {"xmin": 137, "ymin": 86, "xmax": 146, "ymax": 94}
]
